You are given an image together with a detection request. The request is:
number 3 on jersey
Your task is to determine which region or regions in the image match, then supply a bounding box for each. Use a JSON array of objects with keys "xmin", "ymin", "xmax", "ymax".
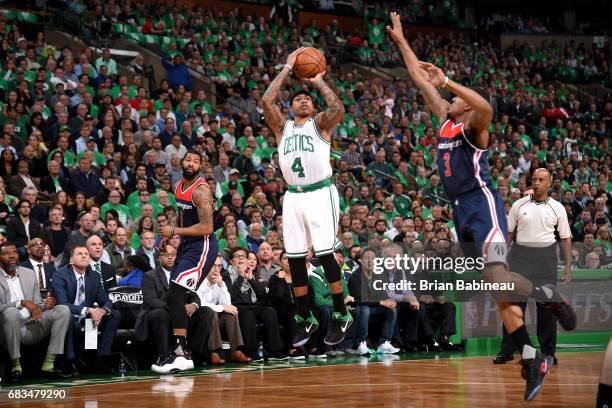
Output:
[
  {"xmin": 291, "ymin": 157, "xmax": 305, "ymax": 177},
  {"xmin": 443, "ymin": 153, "xmax": 452, "ymax": 177}
]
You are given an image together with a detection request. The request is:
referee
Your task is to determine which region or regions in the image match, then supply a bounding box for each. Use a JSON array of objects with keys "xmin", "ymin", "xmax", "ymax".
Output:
[{"xmin": 493, "ymin": 168, "xmax": 572, "ymax": 365}]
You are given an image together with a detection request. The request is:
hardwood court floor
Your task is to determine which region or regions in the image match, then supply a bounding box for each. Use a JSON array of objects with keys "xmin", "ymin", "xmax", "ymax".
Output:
[{"xmin": 0, "ymin": 351, "xmax": 602, "ymax": 408}]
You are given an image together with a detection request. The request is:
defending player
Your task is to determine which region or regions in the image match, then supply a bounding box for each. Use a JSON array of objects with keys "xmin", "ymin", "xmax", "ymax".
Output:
[
  {"xmin": 154, "ymin": 149, "xmax": 218, "ymax": 373},
  {"xmin": 386, "ymin": 13, "xmax": 576, "ymax": 400},
  {"xmin": 262, "ymin": 48, "xmax": 352, "ymax": 347}
]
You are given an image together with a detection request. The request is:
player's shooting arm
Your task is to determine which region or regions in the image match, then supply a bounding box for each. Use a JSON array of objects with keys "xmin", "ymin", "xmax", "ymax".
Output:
[
  {"xmin": 174, "ymin": 185, "xmax": 214, "ymax": 237},
  {"xmin": 312, "ymin": 76, "xmax": 345, "ymax": 140},
  {"xmin": 262, "ymin": 47, "xmax": 304, "ymax": 139},
  {"xmin": 262, "ymin": 66, "xmax": 290, "ymax": 137},
  {"xmin": 386, "ymin": 12, "xmax": 449, "ymax": 121}
]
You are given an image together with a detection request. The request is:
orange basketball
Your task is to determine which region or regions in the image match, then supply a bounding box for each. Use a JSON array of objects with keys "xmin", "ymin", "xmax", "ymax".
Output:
[{"xmin": 293, "ymin": 47, "xmax": 326, "ymax": 79}]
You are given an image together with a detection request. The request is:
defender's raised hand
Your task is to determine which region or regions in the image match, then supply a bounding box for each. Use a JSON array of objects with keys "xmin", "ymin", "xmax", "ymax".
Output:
[
  {"xmin": 418, "ymin": 61, "xmax": 447, "ymax": 88},
  {"xmin": 386, "ymin": 11, "xmax": 405, "ymax": 43}
]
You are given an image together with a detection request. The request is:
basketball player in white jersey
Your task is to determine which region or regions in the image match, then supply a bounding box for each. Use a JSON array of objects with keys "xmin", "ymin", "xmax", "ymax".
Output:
[{"xmin": 262, "ymin": 48, "xmax": 352, "ymax": 347}]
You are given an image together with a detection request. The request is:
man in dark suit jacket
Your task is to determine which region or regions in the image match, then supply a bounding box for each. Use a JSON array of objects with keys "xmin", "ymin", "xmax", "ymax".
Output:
[
  {"xmin": 6, "ymin": 200, "xmax": 42, "ymax": 259},
  {"xmin": 21, "ymin": 238, "xmax": 56, "ymax": 293},
  {"xmin": 86, "ymin": 235, "xmax": 117, "ymax": 291},
  {"xmin": 6, "ymin": 160, "xmax": 41, "ymax": 197},
  {"xmin": 51, "ymin": 245, "xmax": 121, "ymax": 373},
  {"xmin": 40, "ymin": 160, "xmax": 71, "ymax": 198},
  {"xmin": 136, "ymin": 241, "xmax": 214, "ymax": 373}
]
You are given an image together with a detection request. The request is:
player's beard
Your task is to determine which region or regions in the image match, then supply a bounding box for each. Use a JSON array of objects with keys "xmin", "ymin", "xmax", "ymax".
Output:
[{"xmin": 182, "ymin": 166, "xmax": 199, "ymax": 180}]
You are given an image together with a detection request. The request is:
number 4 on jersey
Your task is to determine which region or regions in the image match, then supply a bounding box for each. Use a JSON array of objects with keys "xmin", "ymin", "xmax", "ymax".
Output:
[{"xmin": 291, "ymin": 157, "xmax": 305, "ymax": 177}]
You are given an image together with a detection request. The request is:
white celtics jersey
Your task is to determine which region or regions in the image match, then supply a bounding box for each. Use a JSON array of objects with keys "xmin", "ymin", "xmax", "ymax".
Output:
[{"xmin": 279, "ymin": 117, "xmax": 332, "ymax": 186}]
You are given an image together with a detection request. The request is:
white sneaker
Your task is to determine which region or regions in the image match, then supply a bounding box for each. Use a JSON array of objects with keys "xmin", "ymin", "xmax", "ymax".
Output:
[
  {"xmin": 175, "ymin": 356, "xmax": 194, "ymax": 371},
  {"xmin": 377, "ymin": 341, "xmax": 400, "ymax": 354},
  {"xmin": 357, "ymin": 341, "xmax": 369, "ymax": 355},
  {"xmin": 152, "ymin": 354, "xmax": 184, "ymax": 374}
]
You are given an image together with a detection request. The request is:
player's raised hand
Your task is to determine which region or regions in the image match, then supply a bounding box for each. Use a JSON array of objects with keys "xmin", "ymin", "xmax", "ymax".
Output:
[
  {"xmin": 386, "ymin": 11, "xmax": 405, "ymax": 43},
  {"xmin": 305, "ymin": 71, "xmax": 325, "ymax": 85},
  {"xmin": 418, "ymin": 61, "xmax": 447, "ymax": 88},
  {"xmin": 286, "ymin": 47, "xmax": 305, "ymax": 69}
]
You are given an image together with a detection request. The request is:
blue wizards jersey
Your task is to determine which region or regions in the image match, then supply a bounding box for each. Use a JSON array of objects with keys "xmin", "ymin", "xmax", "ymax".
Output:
[
  {"xmin": 436, "ymin": 119, "xmax": 492, "ymax": 202},
  {"xmin": 174, "ymin": 176, "xmax": 208, "ymax": 243}
]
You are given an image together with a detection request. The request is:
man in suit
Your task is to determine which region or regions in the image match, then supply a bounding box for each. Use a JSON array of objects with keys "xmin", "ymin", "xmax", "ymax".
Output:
[
  {"xmin": 7, "ymin": 160, "xmax": 41, "ymax": 197},
  {"xmin": 6, "ymin": 200, "xmax": 42, "ymax": 259},
  {"xmin": 52, "ymin": 245, "xmax": 122, "ymax": 373},
  {"xmin": 40, "ymin": 160, "xmax": 71, "ymax": 199},
  {"xmin": 85, "ymin": 235, "xmax": 117, "ymax": 291},
  {"xmin": 21, "ymin": 238, "xmax": 56, "ymax": 293},
  {"xmin": 0, "ymin": 242, "xmax": 71, "ymax": 382},
  {"xmin": 136, "ymin": 240, "xmax": 214, "ymax": 374}
]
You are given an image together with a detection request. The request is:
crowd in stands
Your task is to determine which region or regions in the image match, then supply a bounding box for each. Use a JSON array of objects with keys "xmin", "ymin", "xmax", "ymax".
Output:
[{"xmin": 0, "ymin": 0, "xmax": 609, "ymax": 381}]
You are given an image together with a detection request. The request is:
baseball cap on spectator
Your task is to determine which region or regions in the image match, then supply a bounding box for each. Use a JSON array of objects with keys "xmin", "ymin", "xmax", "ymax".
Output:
[
  {"xmin": 87, "ymin": 137, "xmax": 96, "ymax": 143},
  {"xmin": 366, "ymin": 170, "xmax": 375, "ymax": 177},
  {"xmin": 229, "ymin": 169, "xmax": 240, "ymax": 176},
  {"xmin": 85, "ymin": 115, "xmax": 94, "ymax": 121},
  {"xmin": 511, "ymin": 188, "xmax": 520, "ymax": 194},
  {"xmin": 59, "ymin": 126, "xmax": 70, "ymax": 133}
]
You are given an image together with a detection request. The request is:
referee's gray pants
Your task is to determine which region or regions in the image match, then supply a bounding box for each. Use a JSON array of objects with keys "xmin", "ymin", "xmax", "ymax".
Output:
[{"xmin": 501, "ymin": 243, "xmax": 558, "ymax": 356}]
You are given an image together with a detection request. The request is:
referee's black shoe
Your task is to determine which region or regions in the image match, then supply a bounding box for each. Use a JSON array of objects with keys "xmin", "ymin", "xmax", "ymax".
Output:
[
  {"xmin": 536, "ymin": 285, "xmax": 577, "ymax": 331},
  {"xmin": 520, "ymin": 352, "xmax": 552, "ymax": 401}
]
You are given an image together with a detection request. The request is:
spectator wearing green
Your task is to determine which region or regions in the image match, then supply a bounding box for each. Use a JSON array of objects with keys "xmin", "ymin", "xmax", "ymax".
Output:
[
  {"xmin": 130, "ymin": 215, "xmax": 158, "ymax": 250},
  {"xmin": 366, "ymin": 18, "xmax": 385, "ymax": 46},
  {"xmin": 150, "ymin": 189, "xmax": 178, "ymax": 214},
  {"xmin": 101, "ymin": 191, "xmax": 131, "ymax": 227},
  {"xmin": 127, "ymin": 179, "xmax": 151, "ymax": 209},
  {"xmin": 130, "ymin": 192, "xmax": 160, "ymax": 221},
  {"xmin": 390, "ymin": 182, "xmax": 412, "ymax": 217},
  {"xmin": 221, "ymin": 171, "xmax": 245, "ymax": 198},
  {"xmin": 189, "ymin": 89, "xmax": 213, "ymax": 116},
  {"xmin": 76, "ymin": 141, "xmax": 106, "ymax": 168},
  {"xmin": 382, "ymin": 197, "xmax": 400, "ymax": 227},
  {"xmin": 217, "ymin": 221, "xmax": 248, "ymax": 251}
]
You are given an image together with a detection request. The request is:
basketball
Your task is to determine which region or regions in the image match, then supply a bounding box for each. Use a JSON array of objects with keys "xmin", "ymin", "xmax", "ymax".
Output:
[{"xmin": 293, "ymin": 47, "xmax": 326, "ymax": 79}]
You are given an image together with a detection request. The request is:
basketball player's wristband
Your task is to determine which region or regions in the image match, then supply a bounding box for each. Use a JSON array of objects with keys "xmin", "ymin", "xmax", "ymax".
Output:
[
  {"xmin": 441, "ymin": 76, "xmax": 449, "ymax": 88},
  {"xmin": 284, "ymin": 64, "xmax": 293, "ymax": 72}
]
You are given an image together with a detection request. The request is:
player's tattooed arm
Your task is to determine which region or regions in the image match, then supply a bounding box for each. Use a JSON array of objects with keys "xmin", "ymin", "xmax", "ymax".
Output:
[
  {"xmin": 310, "ymin": 73, "xmax": 345, "ymax": 138},
  {"xmin": 386, "ymin": 12, "xmax": 449, "ymax": 121},
  {"xmin": 262, "ymin": 47, "xmax": 304, "ymax": 139},
  {"xmin": 172, "ymin": 185, "xmax": 214, "ymax": 237},
  {"xmin": 262, "ymin": 69, "xmax": 289, "ymax": 137}
]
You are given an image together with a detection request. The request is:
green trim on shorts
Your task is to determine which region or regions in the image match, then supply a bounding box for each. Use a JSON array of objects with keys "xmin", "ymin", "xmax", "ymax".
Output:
[
  {"xmin": 315, "ymin": 248, "xmax": 334, "ymax": 256},
  {"xmin": 287, "ymin": 251, "xmax": 308, "ymax": 258}
]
